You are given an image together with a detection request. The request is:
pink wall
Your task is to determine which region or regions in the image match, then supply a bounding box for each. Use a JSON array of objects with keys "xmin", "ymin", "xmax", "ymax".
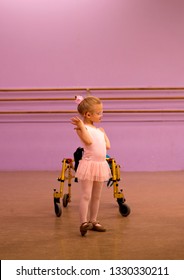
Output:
[
  {"xmin": 0, "ymin": 0, "xmax": 184, "ymax": 171},
  {"xmin": 1, "ymin": 89, "xmax": 184, "ymax": 171},
  {"xmin": 1, "ymin": 0, "xmax": 184, "ymax": 87}
]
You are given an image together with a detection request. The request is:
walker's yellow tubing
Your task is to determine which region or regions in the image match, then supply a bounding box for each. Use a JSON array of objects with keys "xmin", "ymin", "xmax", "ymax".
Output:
[{"xmin": 109, "ymin": 158, "xmax": 124, "ymax": 199}]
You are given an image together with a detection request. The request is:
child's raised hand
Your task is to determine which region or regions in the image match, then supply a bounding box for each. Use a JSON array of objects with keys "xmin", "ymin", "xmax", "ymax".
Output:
[{"xmin": 71, "ymin": 116, "xmax": 84, "ymax": 130}]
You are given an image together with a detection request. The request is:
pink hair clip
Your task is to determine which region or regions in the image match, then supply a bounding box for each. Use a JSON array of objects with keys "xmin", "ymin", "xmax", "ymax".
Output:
[{"xmin": 75, "ymin": 95, "xmax": 84, "ymax": 104}]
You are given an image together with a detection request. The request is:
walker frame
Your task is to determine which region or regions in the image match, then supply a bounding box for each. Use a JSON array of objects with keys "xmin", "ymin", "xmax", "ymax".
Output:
[{"xmin": 53, "ymin": 153, "xmax": 130, "ymax": 217}]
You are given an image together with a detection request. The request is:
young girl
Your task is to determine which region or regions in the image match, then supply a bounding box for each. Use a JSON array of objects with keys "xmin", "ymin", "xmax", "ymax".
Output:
[{"xmin": 71, "ymin": 95, "xmax": 111, "ymax": 236}]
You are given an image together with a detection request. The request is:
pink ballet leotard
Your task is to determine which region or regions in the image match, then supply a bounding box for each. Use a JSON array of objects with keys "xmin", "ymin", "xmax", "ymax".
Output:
[{"xmin": 75, "ymin": 125, "xmax": 111, "ymax": 182}]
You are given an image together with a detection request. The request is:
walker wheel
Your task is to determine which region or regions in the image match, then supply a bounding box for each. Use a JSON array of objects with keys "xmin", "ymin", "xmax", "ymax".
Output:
[
  {"xmin": 54, "ymin": 201, "xmax": 62, "ymax": 217},
  {"xmin": 118, "ymin": 203, "xmax": 131, "ymax": 217},
  {"xmin": 63, "ymin": 193, "xmax": 69, "ymax": 208}
]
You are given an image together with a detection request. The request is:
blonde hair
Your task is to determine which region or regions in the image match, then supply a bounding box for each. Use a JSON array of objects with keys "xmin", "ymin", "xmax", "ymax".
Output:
[{"xmin": 77, "ymin": 96, "xmax": 101, "ymax": 115}]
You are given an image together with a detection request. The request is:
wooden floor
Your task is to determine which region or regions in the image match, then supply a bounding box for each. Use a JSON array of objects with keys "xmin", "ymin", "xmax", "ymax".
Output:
[{"xmin": 0, "ymin": 170, "xmax": 184, "ymax": 260}]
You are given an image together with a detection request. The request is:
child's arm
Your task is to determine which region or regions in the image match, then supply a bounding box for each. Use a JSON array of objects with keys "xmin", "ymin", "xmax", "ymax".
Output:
[
  {"xmin": 99, "ymin": 127, "xmax": 111, "ymax": 150},
  {"xmin": 71, "ymin": 117, "xmax": 93, "ymax": 145}
]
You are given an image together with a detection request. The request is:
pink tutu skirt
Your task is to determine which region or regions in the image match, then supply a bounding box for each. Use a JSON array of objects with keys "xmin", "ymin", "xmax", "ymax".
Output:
[{"xmin": 75, "ymin": 159, "xmax": 112, "ymax": 182}]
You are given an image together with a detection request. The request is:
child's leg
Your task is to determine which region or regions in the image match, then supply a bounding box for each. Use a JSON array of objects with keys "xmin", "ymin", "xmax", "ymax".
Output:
[
  {"xmin": 89, "ymin": 181, "xmax": 104, "ymax": 222},
  {"xmin": 79, "ymin": 180, "xmax": 93, "ymax": 224}
]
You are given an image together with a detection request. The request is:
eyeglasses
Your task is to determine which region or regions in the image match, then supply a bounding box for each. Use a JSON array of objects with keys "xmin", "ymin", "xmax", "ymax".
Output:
[{"xmin": 93, "ymin": 111, "xmax": 103, "ymax": 116}]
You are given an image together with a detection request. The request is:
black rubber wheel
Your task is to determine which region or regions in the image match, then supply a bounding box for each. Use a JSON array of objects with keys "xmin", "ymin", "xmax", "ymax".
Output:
[
  {"xmin": 63, "ymin": 193, "xmax": 69, "ymax": 208},
  {"xmin": 119, "ymin": 203, "xmax": 131, "ymax": 217},
  {"xmin": 54, "ymin": 202, "xmax": 62, "ymax": 217}
]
